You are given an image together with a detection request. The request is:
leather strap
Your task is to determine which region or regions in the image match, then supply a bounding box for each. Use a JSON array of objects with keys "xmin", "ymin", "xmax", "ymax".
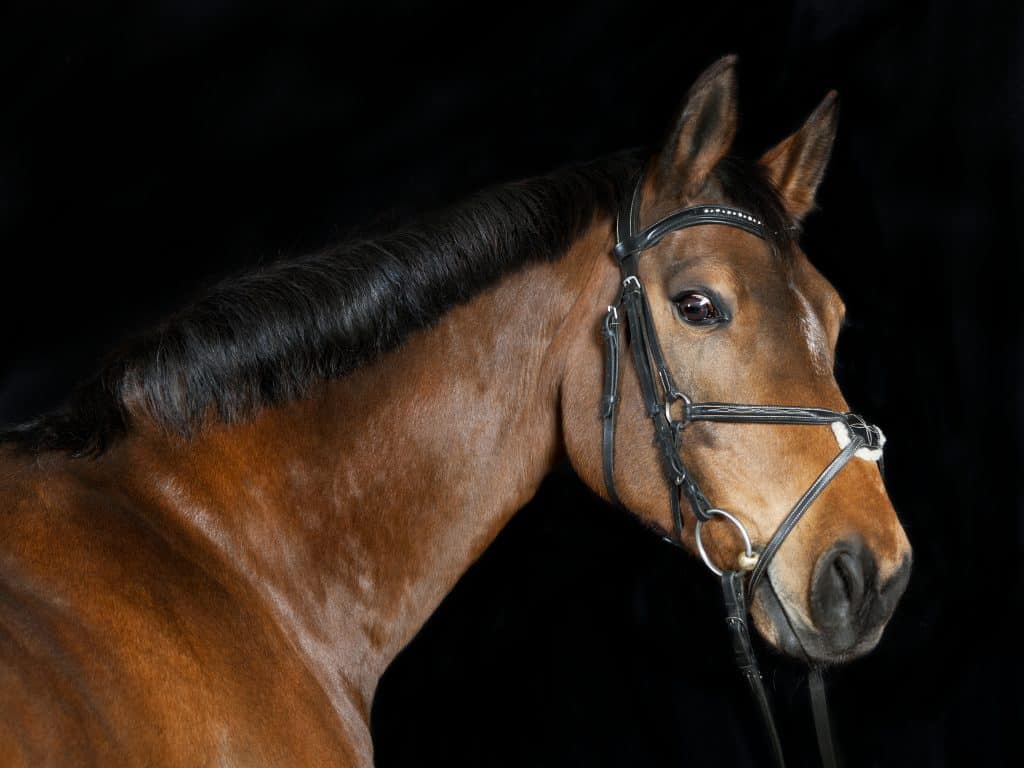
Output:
[
  {"xmin": 808, "ymin": 666, "xmax": 839, "ymax": 768},
  {"xmin": 601, "ymin": 305, "xmax": 622, "ymax": 505},
  {"xmin": 615, "ymin": 205, "xmax": 766, "ymax": 260},
  {"xmin": 722, "ymin": 571, "xmax": 787, "ymax": 767},
  {"xmin": 746, "ymin": 435, "xmax": 864, "ymax": 600},
  {"xmin": 688, "ymin": 403, "xmax": 846, "ymax": 425}
]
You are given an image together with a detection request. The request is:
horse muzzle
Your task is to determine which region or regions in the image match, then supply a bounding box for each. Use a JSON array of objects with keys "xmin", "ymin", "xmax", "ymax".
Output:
[{"xmin": 756, "ymin": 539, "xmax": 912, "ymax": 663}]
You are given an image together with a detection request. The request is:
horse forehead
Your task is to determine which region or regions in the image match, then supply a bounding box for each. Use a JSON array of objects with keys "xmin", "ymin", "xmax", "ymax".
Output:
[{"xmin": 655, "ymin": 223, "xmax": 773, "ymax": 277}]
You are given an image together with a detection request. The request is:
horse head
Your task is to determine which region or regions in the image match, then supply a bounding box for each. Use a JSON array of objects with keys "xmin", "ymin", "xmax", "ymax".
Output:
[{"xmin": 563, "ymin": 56, "xmax": 912, "ymax": 664}]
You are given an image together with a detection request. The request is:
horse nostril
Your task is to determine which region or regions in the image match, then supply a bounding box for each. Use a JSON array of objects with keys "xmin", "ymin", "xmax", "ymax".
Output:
[
  {"xmin": 811, "ymin": 540, "xmax": 875, "ymax": 634},
  {"xmin": 807, "ymin": 541, "xmax": 907, "ymax": 656},
  {"xmin": 831, "ymin": 550, "xmax": 865, "ymax": 610}
]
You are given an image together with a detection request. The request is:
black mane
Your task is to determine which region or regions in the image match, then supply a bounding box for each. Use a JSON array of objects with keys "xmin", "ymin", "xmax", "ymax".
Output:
[{"xmin": 1, "ymin": 152, "xmax": 791, "ymax": 456}]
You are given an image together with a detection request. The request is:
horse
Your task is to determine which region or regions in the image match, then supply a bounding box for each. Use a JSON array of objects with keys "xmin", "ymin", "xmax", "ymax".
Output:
[{"xmin": 0, "ymin": 56, "xmax": 911, "ymax": 766}]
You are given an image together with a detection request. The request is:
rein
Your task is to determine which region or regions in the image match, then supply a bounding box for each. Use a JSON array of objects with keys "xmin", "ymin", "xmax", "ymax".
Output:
[{"xmin": 601, "ymin": 174, "xmax": 885, "ymax": 767}]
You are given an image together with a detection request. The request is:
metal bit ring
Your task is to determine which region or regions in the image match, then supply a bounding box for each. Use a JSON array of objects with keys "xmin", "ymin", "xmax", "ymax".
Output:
[{"xmin": 695, "ymin": 508, "xmax": 757, "ymax": 576}]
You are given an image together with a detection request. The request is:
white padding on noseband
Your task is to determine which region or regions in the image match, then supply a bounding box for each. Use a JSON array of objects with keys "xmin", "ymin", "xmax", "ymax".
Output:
[{"xmin": 831, "ymin": 421, "xmax": 886, "ymax": 461}]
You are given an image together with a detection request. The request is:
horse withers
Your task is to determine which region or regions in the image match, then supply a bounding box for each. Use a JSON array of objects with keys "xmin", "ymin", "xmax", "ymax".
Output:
[{"xmin": 0, "ymin": 56, "xmax": 911, "ymax": 766}]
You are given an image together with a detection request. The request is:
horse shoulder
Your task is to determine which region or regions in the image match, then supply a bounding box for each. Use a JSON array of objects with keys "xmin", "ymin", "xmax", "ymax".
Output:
[{"xmin": 0, "ymin": 448, "xmax": 365, "ymax": 767}]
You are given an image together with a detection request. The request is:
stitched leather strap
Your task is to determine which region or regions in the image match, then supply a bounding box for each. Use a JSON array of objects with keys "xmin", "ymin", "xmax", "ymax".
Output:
[
  {"xmin": 746, "ymin": 435, "xmax": 865, "ymax": 600},
  {"xmin": 722, "ymin": 571, "xmax": 787, "ymax": 767},
  {"xmin": 688, "ymin": 403, "xmax": 845, "ymax": 425},
  {"xmin": 601, "ymin": 306, "xmax": 622, "ymax": 505}
]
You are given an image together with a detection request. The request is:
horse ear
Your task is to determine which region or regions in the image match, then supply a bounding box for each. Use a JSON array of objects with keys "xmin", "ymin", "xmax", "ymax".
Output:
[
  {"xmin": 759, "ymin": 91, "xmax": 839, "ymax": 220},
  {"xmin": 655, "ymin": 55, "xmax": 739, "ymax": 197}
]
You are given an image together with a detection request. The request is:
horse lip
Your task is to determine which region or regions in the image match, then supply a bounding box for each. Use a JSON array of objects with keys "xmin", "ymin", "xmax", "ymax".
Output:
[
  {"xmin": 753, "ymin": 577, "xmax": 807, "ymax": 658},
  {"xmin": 753, "ymin": 576, "xmax": 884, "ymax": 664}
]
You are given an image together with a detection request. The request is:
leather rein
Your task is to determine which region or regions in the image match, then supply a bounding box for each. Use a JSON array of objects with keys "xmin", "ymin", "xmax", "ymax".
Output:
[{"xmin": 600, "ymin": 173, "xmax": 885, "ymax": 768}]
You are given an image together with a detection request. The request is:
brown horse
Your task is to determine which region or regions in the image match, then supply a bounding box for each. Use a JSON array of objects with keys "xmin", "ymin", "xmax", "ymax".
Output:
[{"xmin": 0, "ymin": 57, "xmax": 911, "ymax": 766}]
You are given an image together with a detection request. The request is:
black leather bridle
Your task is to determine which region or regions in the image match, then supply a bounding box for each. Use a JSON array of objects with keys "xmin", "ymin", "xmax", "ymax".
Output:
[{"xmin": 601, "ymin": 173, "xmax": 885, "ymax": 768}]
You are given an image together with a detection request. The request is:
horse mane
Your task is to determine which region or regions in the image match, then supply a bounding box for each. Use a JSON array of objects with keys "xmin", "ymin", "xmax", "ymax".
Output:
[{"xmin": 1, "ymin": 152, "xmax": 791, "ymax": 457}]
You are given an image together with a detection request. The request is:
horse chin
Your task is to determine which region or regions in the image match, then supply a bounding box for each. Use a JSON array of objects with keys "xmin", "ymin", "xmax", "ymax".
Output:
[{"xmin": 750, "ymin": 578, "xmax": 883, "ymax": 665}]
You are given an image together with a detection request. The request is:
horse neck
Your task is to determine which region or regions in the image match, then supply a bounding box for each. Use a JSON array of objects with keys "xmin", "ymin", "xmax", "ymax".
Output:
[{"xmin": 120, "ymin": 220, "xmax": 613, "ymax": 714}]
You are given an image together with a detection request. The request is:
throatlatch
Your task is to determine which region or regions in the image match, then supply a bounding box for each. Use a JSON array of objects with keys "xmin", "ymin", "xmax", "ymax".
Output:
[{"xmin": 601, "ymin": 172, "xmax": 885, "ymax": 768}]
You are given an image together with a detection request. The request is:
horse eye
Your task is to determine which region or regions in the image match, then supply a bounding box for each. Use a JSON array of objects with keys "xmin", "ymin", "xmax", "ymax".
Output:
[{"xmin": 674, "ymin": 292, "xmax": 721, "ymax": 324}]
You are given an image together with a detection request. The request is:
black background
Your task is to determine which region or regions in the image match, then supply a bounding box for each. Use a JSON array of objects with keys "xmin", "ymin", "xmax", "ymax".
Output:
[{"xmin": 2, "ymin": 1, "xmax": 1021, "ymax": 765}]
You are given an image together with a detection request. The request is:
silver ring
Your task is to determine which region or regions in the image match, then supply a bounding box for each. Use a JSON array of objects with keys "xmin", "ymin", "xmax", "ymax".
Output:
[
  {"xmin": 664, "ymin": 391, "xmax": 692, "ymax": 426},
  {"xmin": 695, "ymin": 508, "xmax": 755, "ymax": 576}
]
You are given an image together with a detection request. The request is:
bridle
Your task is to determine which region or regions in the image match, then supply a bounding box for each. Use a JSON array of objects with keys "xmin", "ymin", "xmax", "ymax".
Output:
[{"xmin": 601, "ymin": 172, "xmax": 886, "ymax": 768}]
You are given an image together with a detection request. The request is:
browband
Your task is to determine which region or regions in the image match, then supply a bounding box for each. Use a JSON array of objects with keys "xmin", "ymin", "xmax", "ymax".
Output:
[{"xmin": 615, "ymin": 205, "xmax": 765, "ymax": 260}]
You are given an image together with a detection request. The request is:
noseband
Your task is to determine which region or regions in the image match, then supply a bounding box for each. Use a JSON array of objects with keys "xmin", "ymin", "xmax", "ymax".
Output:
[{"xmin": 601, "ymin": 174, "xmax": 885, "ymax": 768}]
